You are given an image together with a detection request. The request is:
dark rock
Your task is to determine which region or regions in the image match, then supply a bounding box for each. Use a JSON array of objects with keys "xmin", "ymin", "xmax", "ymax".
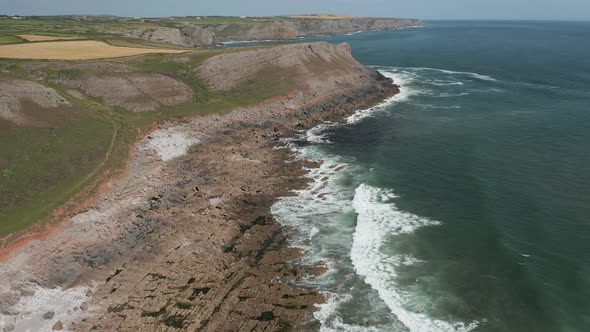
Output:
[
  {"xmin": 52, "ymin": 320, "xmax": 63, "ymax": 330},
  {"xmin": 43, "ymin": 311, "xmax": 55, "ymax": 319}
]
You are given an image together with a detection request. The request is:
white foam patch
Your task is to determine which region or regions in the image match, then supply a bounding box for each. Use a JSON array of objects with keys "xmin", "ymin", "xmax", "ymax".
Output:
[
  {"xmin": 346, "ymin": 71, "xmax": 416, "ymax": 124},
  {"xmin": 146, "ymin": 128, "xmax": 198, "ymax": 161},
  {"xmin": 306, "ymin": 122, "xmax": 338, "ymax": 144},
  {"xmin": 271, "ymin": 147, "xmax": 352, "ymax": 249},
  {"xmin": 425, "ymin": 80, "xmax": 465, "ymax": 86},
  {"xmin": 345, "ymin": 31, "xmax": 364, "ymax": 36},
  {"xmin": 409, "ymin": 67, "xmax": 497, "ymax": 82},
  {"xmin": 351, "ymin": 184, "xmax": 479, "ymax": 332},
  {"xmin": 438, "ymin": 92, "xmax": 470, "ymax": 98},
  {"xmin": 413, "ymin": 103, "xmax": 462, "ymax": 110},
  {"xmin": 0, "ymin": 286, "xmax": 91, "ymax": 332},
  {"xmin": 314, "ymin": 293, "xmax": 382, "ymax": 332}
]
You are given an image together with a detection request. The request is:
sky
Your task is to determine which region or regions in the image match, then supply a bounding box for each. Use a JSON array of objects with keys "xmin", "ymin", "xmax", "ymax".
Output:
[{"xmin": 2, "ymin": 0, "xmax": 590, "ymax": 21}]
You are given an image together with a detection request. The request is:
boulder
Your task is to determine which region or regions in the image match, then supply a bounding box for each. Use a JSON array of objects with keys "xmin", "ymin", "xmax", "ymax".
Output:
[
  {"xmin": 43, "ymin": 311, "xmax": 55, "ymax": 319},
  {"xmin": 52, "ymin": 321, "xmax": 63, "ymax": 330}
]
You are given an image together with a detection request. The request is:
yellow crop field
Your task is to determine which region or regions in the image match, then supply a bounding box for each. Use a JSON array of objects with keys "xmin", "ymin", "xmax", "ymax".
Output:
[
  {"xmin": 0, "ymin": 40, "xmax": 186, "ymax": 60},
  {"xmin": 17, "ymin": 34, "xmax": 84, "ymax": 42}
]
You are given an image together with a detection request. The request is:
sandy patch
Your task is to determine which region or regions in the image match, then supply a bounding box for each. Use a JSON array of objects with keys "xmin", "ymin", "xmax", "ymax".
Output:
[
  {"xmin": 145, "ymin": 127, "xmax": 199, "ymax": 161},
  {"xmin": 0, "ymin": 40, "xmax": 186, "ymax": 60},
  {"xmin": 16, "ymin": 34, "xmax": 84, "ymax": 42}
]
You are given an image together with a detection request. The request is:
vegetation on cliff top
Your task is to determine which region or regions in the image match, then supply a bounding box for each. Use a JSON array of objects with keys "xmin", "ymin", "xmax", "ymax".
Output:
[{"xmin": 0, "ymin": 39, "xmax": 290, "ymax": 239}]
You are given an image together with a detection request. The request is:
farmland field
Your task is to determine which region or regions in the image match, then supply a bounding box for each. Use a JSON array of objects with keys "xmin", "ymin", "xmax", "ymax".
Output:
[
  {"xmin": 16, "ymin": 34, "xmax": 84, "ymax": 41},
  {"xmin": 0, "ymin": 40, "xmax": 186, "ymax": 60}
]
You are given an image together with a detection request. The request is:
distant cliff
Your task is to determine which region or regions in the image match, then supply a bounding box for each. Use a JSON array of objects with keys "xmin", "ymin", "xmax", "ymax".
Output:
[{"xmin": 122, "ymin": 17, "xmax": 423, "ymax": 47}]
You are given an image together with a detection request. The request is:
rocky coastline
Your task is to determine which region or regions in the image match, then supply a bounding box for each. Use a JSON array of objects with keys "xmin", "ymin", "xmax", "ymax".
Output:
[
  {"xmin": 122, "ymin": 17, "xmax": 423, "ymax": 47},
  {"xmin": 0, "ymin": 43, "xmax": 398, "ymax": 331}
]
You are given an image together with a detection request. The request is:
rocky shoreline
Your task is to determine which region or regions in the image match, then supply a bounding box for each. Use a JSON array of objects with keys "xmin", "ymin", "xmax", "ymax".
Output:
[
  {"xmin": 121, "ymin": 17, "xmax": 423, "ymax": 47},
  {"xmin": 0, "ymin": 44, "xmax": 397, "ymax": 331}
]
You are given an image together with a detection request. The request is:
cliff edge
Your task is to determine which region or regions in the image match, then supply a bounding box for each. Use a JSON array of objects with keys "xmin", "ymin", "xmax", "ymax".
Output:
[
  {"xmin": 0, "ymin": 42, "xmax": 397, "ymax": 331},
  {"xmin": 123, "ymin": 17, "xmax": 423, "ymax": 47}
]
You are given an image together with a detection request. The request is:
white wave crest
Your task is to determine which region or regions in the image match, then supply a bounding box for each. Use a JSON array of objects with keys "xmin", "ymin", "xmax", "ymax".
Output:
[
  {"xmin": 438, "ymin": 92, "xmax": 470, "ymax": 98},
  {"xmin": 314, "ymin": 293, "xmax": 384, "ymax": 332},
  {"xmin": 410, "ymin": 67, "xmax": 497, "ymax": 82},
  {"xmin": 306, "ymin": 122, "xmax": 338, "ymax": 144},
  {"xmin": 425, "ymin": 80, "xmax": 465, "ymax": 86},
  {"xmin": 271, "ymin": 147, "xmax": 353, "ymax": 249},
  {"xmin": 346, "ymin": 70, "xmax": 416, "ymax": 124},
  {"xmin": 351, "ymin": 184, "xmax": 479, "ymax": 332}
]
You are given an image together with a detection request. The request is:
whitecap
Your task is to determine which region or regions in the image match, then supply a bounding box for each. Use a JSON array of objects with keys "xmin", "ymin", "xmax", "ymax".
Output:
[
  {"xmin": 410, "ymin": 67, "xmax": 497, "ymax": 82},
  {"xmin": 438, "ymin": 92, "xmax": 470, "ymax": 98},
  {"xmin": 413, "ymin": 103, "xmax": 462, "ymax": 110},
  {"xmin": 271, "ymin": 146, "xmax": 354, "ymax": 250},
  {"xmin": 314, "ymin": 293, "xmax": 384, "ymax": 332},
  {"xmin": 351, "ymin": 184, "xmax": 480, "ymax": 332},
  {"xmin": 424, "ymin": 80, "xmax": 465, "ymax": 86},
  {"xmin": 306, "ymin": 122, "xmax": 338, "ymax": 144},
  {"xmin": 346, "ymin": 70, "xmax": 417, "ymax": 124}
]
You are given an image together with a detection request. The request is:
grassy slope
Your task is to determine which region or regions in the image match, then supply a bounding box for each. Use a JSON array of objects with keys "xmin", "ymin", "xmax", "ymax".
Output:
[{"xmin": 0, "ymin": 35, "xmax": 289, "ymax": 238}]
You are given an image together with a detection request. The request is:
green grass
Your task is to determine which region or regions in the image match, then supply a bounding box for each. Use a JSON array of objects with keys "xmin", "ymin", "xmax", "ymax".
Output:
[
  {"xmin": 0, "ymin": 36, "xmax": 23, "ymax": 44},
  {"xmin": 0, "ymin": 119, "xmax": 113, "ymax": 235},
  {"xmin": 0, "ymin": 43, "xmax": 294, "ymax": 238}
]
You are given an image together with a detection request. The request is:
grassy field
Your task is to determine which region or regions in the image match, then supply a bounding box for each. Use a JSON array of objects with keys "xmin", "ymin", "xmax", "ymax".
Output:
[
  {"xmin": 0, "ymin": 36, "xmax": 23, "ymax": 44},
  {"xmin": 0, "ymin": 41, "xmax": 289, "ymax": 238}
]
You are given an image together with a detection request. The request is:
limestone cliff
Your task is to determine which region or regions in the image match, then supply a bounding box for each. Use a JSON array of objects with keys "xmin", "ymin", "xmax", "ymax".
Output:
[
  {"xmin": 198, "ymin": 42, "xmax": 370, "ymax": 91},
  {"xmin": 0, "ymin": 42, "xmax": 397, "ymax": 332},
  {"xmin": 124, "ymin": 25, "xmax": 216, "ymax": 47},
  {"xmin": 124, "ymin": 17, "xmax": 422, "ymax": 47}
]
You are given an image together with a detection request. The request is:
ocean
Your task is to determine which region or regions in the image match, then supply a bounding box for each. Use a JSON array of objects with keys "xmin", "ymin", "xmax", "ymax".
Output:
[{"xmin": 239, "ymin": 21, "xmax": 590, "ymax": 331}]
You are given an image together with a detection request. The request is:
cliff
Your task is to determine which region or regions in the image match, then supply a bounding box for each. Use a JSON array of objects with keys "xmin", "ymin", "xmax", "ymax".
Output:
[
  {"xmin": 198, "ymin": 42, "xmax": 369, "ymax": 91},
  {"xmin": 0, "ymin": 42, "xmax": 398, "ymax": 331},
  {"xmin": 123, "ymin": 25, "xmax": 216, "ymax": 47},
  {"xmin": 123, "ymin": 17, "xmax": 422, "ymax": 47}
]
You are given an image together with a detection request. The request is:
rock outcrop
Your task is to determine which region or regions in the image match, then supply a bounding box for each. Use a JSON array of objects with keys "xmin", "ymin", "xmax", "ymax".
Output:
[
  {"xmin": 213, "ymin": 20, "xmax": 299, "ymax": 41},
  {"xmin": 292, "ymin": 17, "xmax": 422, "ymax": 36},
  {"xmin": 124, "ymin": 25, "xmax": 216, "ymax": 47},
  {"xmin": 60, "ymin": 73, "xmax": 193, "ymax": 112},
  {"xmin": 123, "ymin": 17, "xmax": 422, "ymax": 47},
  {"xmin": 198, "ymin": 42, "xmax": 368, "ymax": 92},
  {"xmin": 0, "ymin": 42, "xmax": 398, "ymax": 331},
  {"xmin": 0, "ymin": 79, "xmax": 70, "ymax": 128}
]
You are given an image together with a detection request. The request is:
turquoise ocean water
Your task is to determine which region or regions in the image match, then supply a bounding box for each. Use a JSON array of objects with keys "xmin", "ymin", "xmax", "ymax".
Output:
[{"xmin": 234, "ymin": 21, "xmax": 590, "ymax": 331}]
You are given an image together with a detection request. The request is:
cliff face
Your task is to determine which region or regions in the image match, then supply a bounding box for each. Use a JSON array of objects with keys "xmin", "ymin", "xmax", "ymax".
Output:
[
  {"xmin": 213, "ymin": 21, "xmax": 299, "ymax": 41},
  {"xmin": 198, "ymin": 42, "xmax": 370, "ymax": 91},
  {"xmin": 124, "ymin": 25, "xmax": 216, "ymax": 47},
  {"xmin": 0, "ymin": 42, "xmax": 397, "ymax": 331},
  {"xmin": 0, "ymin": 79, "xmax": 70, "ymax": 128},
  {"xmin": 125, "ymin": 17, "xmax": 422, "ymax": 47},
  {"xmin": 292, "ymin": 17, "xmax": 422, "ymax": 36}
]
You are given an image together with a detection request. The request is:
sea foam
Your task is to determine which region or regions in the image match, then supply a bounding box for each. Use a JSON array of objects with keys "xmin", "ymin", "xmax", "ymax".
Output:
[
  {"xmin": 351, "ymin": 184, "xmax": 479, "ymax": 332},
  {"xmin": 272, "ymin": 67, "xmax": 481, "ymax": 331},
  {"xmin": 346, "ymin": 70, "xmax": 416, "ymax": 124}
]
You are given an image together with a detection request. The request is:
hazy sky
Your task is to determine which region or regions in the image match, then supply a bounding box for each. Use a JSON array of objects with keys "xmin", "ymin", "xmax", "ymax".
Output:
[{"xmin": 3, "ymin": 0, "xmax": 590, "ymax": 20}]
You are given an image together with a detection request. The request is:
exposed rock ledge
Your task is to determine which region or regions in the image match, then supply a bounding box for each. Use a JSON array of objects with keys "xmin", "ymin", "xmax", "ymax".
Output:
[
  {"xmin": 0, "ymin": 42, "xmax": 398, "ymax": 331},
  {"xmin": 122, "ymin": 17, "xmax": 422, "ymax": 47}
]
